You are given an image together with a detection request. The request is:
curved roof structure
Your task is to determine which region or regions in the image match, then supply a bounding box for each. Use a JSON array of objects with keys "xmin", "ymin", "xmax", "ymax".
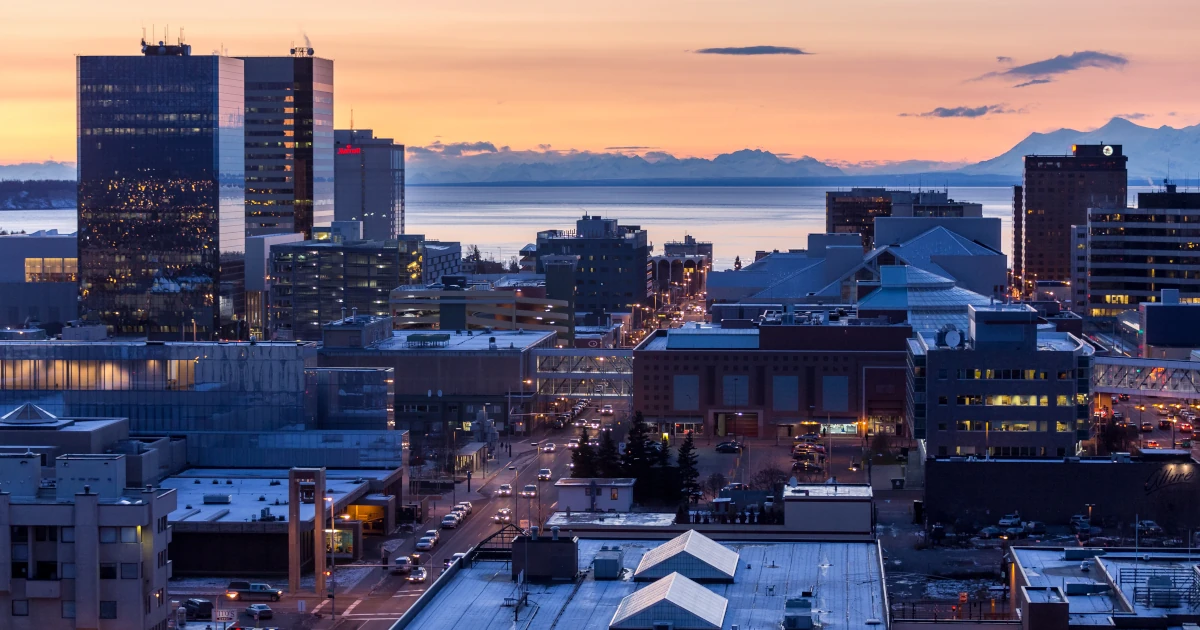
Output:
[
  {"xmin": 0, "ymin": 404, "xmax": 64, "ymax": 426},
  {"xmin": 633, "ymin": 530, "xmax": 738, "ymax": 582},
  {"xmin": 609, "ymin": 572, "xmax": 727, "ymax": 630}
]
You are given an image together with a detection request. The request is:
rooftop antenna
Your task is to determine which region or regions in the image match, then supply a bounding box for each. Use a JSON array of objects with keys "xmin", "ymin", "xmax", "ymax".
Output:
[{"xmin": 350, "ymin": 108, "xmax": 354, "ymax": 131}]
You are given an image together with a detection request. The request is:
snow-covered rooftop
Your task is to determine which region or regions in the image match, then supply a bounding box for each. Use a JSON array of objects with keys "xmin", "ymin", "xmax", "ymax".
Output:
[
  {"xmin": 610, "ymin": 572, "xmax": 727, "ymax": 630},
  {"xmin": 633, "ymin": 530, "xmax": 739, "ymax": 582}
]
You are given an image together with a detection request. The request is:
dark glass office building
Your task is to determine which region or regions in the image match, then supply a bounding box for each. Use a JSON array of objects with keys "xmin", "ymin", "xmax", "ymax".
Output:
[
  {"xmin": 77, "ymin": 42, "xmax": 245, "ymax": 339},
  {"xmin": 240, "ymin": 52, "xmax": 334, "ymax": 238}
]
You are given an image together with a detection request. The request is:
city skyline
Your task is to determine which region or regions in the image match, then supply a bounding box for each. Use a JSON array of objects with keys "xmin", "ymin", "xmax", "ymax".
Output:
[{"xmin": 3, "ymin": 0, "xmax": 1199, "ymax": 166}]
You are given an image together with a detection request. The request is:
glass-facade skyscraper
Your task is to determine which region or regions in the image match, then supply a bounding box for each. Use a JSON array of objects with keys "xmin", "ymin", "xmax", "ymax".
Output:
[
  {"xmin": 77, "ymin": 41, "xmax": 245, "ymax": 339},
  {"xmin": 240, "ymin": 52, "xmax": 334, "ymax": 239}
]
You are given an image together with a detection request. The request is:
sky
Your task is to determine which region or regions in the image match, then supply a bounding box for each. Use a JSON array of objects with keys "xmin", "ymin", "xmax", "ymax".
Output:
[{"xmin": 2, "ymin": 0, "xmax": 1198, "ymax": 165}]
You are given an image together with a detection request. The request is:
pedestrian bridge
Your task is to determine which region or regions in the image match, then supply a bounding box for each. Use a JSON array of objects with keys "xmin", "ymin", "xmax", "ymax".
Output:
[
  {"xmin": 1092, "ymin": 356, "xmax": 1200, "ymax": 400},
  {"xmin": 533, "ymin": 348, "xmax": 633, "ymax": 399}
]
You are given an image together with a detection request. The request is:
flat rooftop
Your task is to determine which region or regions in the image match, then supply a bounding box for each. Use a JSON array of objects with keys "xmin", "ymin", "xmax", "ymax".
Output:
[
  {"xmin": 1013, "ymin": 547, "xmax": 1200, "ymax": 626},
  {"xmin": 399, "ymin": 538, "xmax": 886, "ymax": 630},
  {"xmin": 365, "ymin": 329, "xmax": 555, "ymax": 352},
  {"xmin": 783, "ymin": 484, "xmax": 872, "ymax": 499},
  {"xmin": 162, "ymin": 468, "xmax": 393, "ymax": 525}
]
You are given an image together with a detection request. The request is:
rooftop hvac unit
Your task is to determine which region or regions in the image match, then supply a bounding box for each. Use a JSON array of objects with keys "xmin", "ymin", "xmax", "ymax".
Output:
[
  {"xmin": 203, "ymin": 494, "xmax": 232, "ymax": 504},
  {"xmin": 593, "ymin": 546, "xmax": 625, "ymax": 580}
]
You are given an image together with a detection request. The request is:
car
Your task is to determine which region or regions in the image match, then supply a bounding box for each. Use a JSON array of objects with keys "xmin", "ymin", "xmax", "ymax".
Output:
[
  {"xmin": 792, "ymin": 461, "xmax": 823, "ymax": 474},
  {"xmin": 587, "ymin": 438, "xmax": 600, "ymax": 447},
  {"xmin": 456, "ymin": 501, "xmax": 474, "ymax": 515},
  {"xmin": 1112, "ymin": 411, "xmax": 1124, "ymax": 421},
  {"xmin": 567, "ymin": 438, "xmax": 580, "ymax": 449},
  {"xmin": 1146, "ymin": 440, "xmax": 1161, "ymax": 449},
  {"xmin": 793, "ymin": 451, "xmax": 817, "ymax": 463},
  {"xmin": 1118, "ymin": 394, "xmax": 1131, "ymax": 401},
  {"xmin": 1141, "ymin": 421, "xmax": 1155, "ymax": 432},
  {"xmin": 1182, "ymin": 423, "xmax": 1194, "ymax": 433},
  {"xmin": 407, "ymin": 567, "xmax": 428, "ymax": 584},
  {"xmin": 245, "ymin": 604, "xmax": 273, "ymax": 620},
  {"xmin": 444, "ymin": 552, "xmax": 467, "ymax": 569},
  {"xmin": 415, "ymin": 536, "xmax": 436, "ymax": 551},
  {"xmin": 977, "ymin": 526, "xmax": 1003, "ymax": 539},
  {"xmin": 424, "ymin": 530, "xmax": 440, "ymax": 545},
  {"xmin": 1002, "ymin": 527, "xmax": 1026, "ymax": 540},
  {"xmin": 1157, "ymin": 406, "xmax": 1170, "ymax": 416},
  {"xmin": 1138, "ymin": 520, "xmax": 1164, "ymax": 536},
  {"xmin": 796, "ymin": 433, "xmax": 820, "ymax": 443},
  {"xmin": 572, "ymin": 419, "xmax": 587, "ymax": 428},
  {"xmin": 450, "ymin": 506, "xmax": 468, "ymax": 520},
  {"xmin": 589, "ymin": 420, "xmax": 601, "ymax": 430},
  {"xmin": 715, "ymin": 441, "xmax": 741, "ymax": 453},
  {"xmin": 600, "ymin": 423, "xmax": 614, "ymax": 432},
  {"xmin": 391, "ymin": 555, "xmax": 415, "ymax": 574},
  {"xmin": 601, "ymin": 404, "xmax": 614, "ymax": 415},
  {"xmin": 441, "ymin": 514, "xmax": 460, "ymax": 529},
  {"xmin": 537, "ymin": 468, "xmax": 552, "ymax": 481},
  {"xmin": 1160, "ymin": 420, "xmax": 1173, "ymax": 430},
  {"xmin": 493, "ymin": 508, "xmax": 513, "ymax": 524},
  {"xmin": 497, "ymin": 484, "xmax": 513, "ymax": 496},
  {"xmin": 722, "ymin": 482, "xmax": 748, "ymax": 492},
  {"xmin": 183, "ymin": 598, "xmax": 214, "ymax": 621},
  {"xmin": 998, "ymin": 513, "xmax": 1022, "ymax": 527},
  {"xmin": 1024, "ymin": 521, "xmax": 1047, "ymax": 536},
  {"xmin": 225, "ymin": 582, "xmax": 282, "ymax": 602},
  {"xmin": 520, "ymin": 484, "xmax": 538, "ymax": 498},
  {"xmin": 542, "ymin": 442, "xmax": 557, "ymax": 453}
]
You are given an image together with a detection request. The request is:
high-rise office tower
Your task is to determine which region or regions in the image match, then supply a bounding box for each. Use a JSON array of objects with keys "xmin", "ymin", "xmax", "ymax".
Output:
[
  {"xmin": 1015, "ymin": 144, "xmax": 1127, "ymax": 294},
  {"xmin": 240, "ymin": 49, "xmax": 334, "ymax": 238},
  {"xmin": 334, "ymin": 129, "xmax": 405, "ymax": 239},
  {"xmin": 77, "ymin": 38, "xmax": 245, "ymax": 339}
]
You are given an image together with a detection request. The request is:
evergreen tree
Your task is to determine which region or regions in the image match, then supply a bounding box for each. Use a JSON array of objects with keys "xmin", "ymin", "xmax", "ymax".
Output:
[
  {"xmin": 677, "ymin": 431, "xmax": 700, "ymax": 503},
  {"xmin": 733, "ymin": 255, "xmax": 742, "ymax": 271},
  {"xmin": 654, "ymin": 433, "xmax": 671, "ymax": 468},
  {"xmin": 571, "ymin": 427, "xmax": 598, "ymax": 477},
  {"xmin": 621, "ymin": 412, "xmax": 651, "ymax": 478},
  {"xmin": 596, "ymin": 430, "xmax": 621, "ymax": 477}
]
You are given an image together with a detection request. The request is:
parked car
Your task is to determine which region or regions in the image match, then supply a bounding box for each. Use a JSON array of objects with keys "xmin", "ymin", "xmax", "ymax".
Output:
[
  {"xmin": 977, "ymin": 526, "xmax": 1003, "ymax": 539},
  {"xmin": 715, "ymin": 441, "xmax": 742, "ymax": 454},
  {"xmin": 792, "ymin": 461, "xmax": 823, "ymax": 474},
  {"xmin": 245, "ymin": 604, "xmax": 273, "ymax": 620},
  {"xmin": 497, "ymin": 484, "xmax": 513, "ymax": 496},
  {"xmin": 1002, "ymin": 527, "xmax": 1026, "ymax": 540},
  {"xmin": 444, "ymin": 552, "xmax": 467, "ymax": 569},
  {"xmin": 226, "ymin": 582, "xmax": 282, "ymax": 602},
  {"xmin": 1023, "ymin": 521, "xmax": 1047, "ymax": 536},
  {"xmin": 415, "ymin": 536, "xmax": 436, "ymax": 552},
  {"xmin": 537, "ymin": 468, "xmax": 552, "ymax": 481},
  {"xmin": 451, "ymin": 506, "xmax": 468, "ymax": 520},
  {"xmin": 998, "ymin": 513, "xmax": 1022, "ymax": 527},
  {"xmin": 441, "ymin": 514, "xmax": 460, "ymax": 529},
  {"xmin": 183, "ymin": 598, "xmax": 213, "ymax": 620},
  {"xmin": 1138, "ymin": 520, "xmax": 1164, "ymax": 536},
  {"xmin": 424, "ymin": 530, "xmax": 440, "ymax": 545},
  {"xmin": 494, "ymin": 508, "xmax": 513, "ymax": 524},
  {"xmin": 520, "ymin": 484, "xmax": 538, "ymax": 498},
  {"xmin": 601, "ymin": 404, "xmax": 614, "ymax": 415},
  {"xmin": 456, "ymin": 501, "xmax": 474, "ymax": 515},
  {"xmin": 542, "ymin": 442, "xmax": 557, "ymax": 453},
  {"xmin": 407, "ymin": 567, "xmax": 428, "ymax": 584}
]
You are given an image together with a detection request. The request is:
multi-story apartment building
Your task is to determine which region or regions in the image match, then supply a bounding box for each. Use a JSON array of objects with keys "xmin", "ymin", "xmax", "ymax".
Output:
[
  {"xmin": 534, "ymin": 215, "xmax": 650, "ymax": 325},
  {"xmin": 907, "ymin": 304, "xmax": 1093, "ymax": 459},
  {"xmin": 240, "ymin": 51, "xmax": 335, "ymax": 238},
  {"xmin": 77, "ymin": 40, "xmax": 245, "ymax": 338},
  {"xmin": 1086, "ymin": 185, "xmax": 1200, "ymax": 317},
  {"xmin": 334, "ymin": 130, "xmax": 405, "ymax": 240},
  {"xmin": 269, "ymin": 236, "xmax": 421, "ymax": 340},
  {"xmin": 0, "ymin": 453, "xmax": 177, "ymax": 630},
  {"xmin": 1015, "ymin": 144, "xmax": 1127, "ymax": 294},
  {"xmin": 826, "ymin": 189, "xmax": 982, "ymax": 250}
]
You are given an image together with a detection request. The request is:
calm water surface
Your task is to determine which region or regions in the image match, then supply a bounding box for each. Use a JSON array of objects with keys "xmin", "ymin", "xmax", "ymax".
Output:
[{"xmin": 0, "ymin": 186, "xmax": 1153, "ymax": 270}]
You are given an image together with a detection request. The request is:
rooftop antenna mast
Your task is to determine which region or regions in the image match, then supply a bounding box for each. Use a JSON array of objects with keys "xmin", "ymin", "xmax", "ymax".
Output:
[{"xmin": 350, "ymin": 108, "xmax": 354, "ymax": 131}]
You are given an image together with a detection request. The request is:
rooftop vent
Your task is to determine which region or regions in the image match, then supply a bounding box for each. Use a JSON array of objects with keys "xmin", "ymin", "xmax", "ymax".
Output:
[{"xmin": 203, "ymin": 494, "xmax": 232, "ymax": 505}]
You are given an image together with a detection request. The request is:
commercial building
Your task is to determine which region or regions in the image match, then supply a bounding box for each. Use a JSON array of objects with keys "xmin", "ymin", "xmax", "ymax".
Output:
[
  {"xmin": 906, "ymin": 304, "xmax": 1093, "ymax": 459},
  {"xmin": 1120, "ymin": 290, "xmax": 1200, "ymax": 359},
  {"xmin": 390, "ymin": 278, "xmax": 573, "ymax": 339},
  {"xmin": 422, "ymin": 240, "xmax": 462, "ymax": 283},
  {"xmin": 554, "ymin": 478, "xmax": 636, "ymax": 513},
  {"xmin": 77, "ymin": 39, "xmax": 245, "ymax": 339},
  {"xmin": 662, "ymin": 234, "xmax": 713, "ymax": 265},
  {"xmin": 319, "ymin": 328, "xmax": 556, "ymax": 454},
  {"xmin": 0, "ymin": 231, "xmax": 77, "ymax": 329},
  {"xmin": 1086, "ymin": 185, "xmax": 1200, "ymax": 317},
  {"xmin": 393, "ymin": 530, "xmax": 888, "ymax": 630},
  {"xmin": 1015, "ymin": 144, "xmax": 1127, "ymax": 293},
  {"xmin": 534, "ymin": 215, "xmax": 651, "ymax": 325},
  {"xmin": 634, "ymin": 314, "xmax": 912, "ymax": 438},
  {"xmin": 268, "ymin": 235, "xmax": 423, "ymax": 340},
  {"xmin": 240, "ymin": 50, "xmax": 334, "ymax": 238},
  {"xmin": 334, "ymin": 129, "xmax": 405, "ymax": 239},
  {"xmin": 245, "ymin": 232, "xmax": 305, "ymax": 338},
  {"xmin": 0, "ymin": 452, "xmax": 177, "ymax": 630},
  {"xmin": 826, "ymin": 188, "xmax": 982, "ymax": 250}
]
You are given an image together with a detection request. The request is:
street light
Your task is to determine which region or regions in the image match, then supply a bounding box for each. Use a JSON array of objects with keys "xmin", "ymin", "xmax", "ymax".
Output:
[{"xmin": 324, "ymin": 496, "xmax": 337, "ymax": 620}]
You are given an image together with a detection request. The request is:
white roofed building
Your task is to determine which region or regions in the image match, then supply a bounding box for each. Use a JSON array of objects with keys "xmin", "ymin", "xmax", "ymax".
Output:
[
  {"xmin": 632, "ymin": 530, "xmax": 739, "ymax": 583},
  {"xmin": 609, "ymin": 572, "xmax": 727, "ymax": 630}
]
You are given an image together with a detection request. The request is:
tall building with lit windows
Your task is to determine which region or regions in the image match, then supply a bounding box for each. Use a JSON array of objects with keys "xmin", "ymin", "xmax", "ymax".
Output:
[
  {"xmin": 240, "ymin": 51, "xmax": 334, "ymax": 238},
  {"xmin": 77, "ymin": 40, "xmax": 245, "ymax": 339},
  {"xmin": 333, "ymin": 129, "xmax": 405, "ymax": 240}
]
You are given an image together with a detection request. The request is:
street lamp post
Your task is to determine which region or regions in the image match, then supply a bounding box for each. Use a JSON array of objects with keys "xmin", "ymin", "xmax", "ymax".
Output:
[{"xmin": 324, "ymin": 497, "xmax": 337, "ymax": 620}]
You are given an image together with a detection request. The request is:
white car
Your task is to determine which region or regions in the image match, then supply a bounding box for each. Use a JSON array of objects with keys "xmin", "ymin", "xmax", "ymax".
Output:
[
  {"xmin": 998, "ymin": 513, "xmax": 1022, "ymax": 527},
  {"xmin": 245, "ymin": 604, "xmax": 273, "ymax": 620},
  {"xmin": 542, "ymin": 442, "xmax": 557, "ymax": 453},
  {"xmin": 455, "ymin": 501, "xmax": 473, "ymax": 515},
  {"xmin": 440, "ymin": 514, "xmax": 460, "ymax": 529},
  {"xmin": 537, "ymin": 468, "xmax": 552, "ymax": 481},
  {"xmin": 424, "ymin": 530, "xmax": 440, "ymax": 544},
  {"xmin": 497, "ymin": 484, "xmax": 513, "ymax": 496},
  {"xmin": 415, "ymin": 536, "xmax": 436, "ymax": 551},
  {"xmin": 567, "ymin": 439, "xmax": 580, "ymax": 450},
  {"xmin": 601, "ymin": 405, "xmax": 614, "ymax": 415},
  {"xmin": 520, "ymin": 484, "xmax": 538, "ymax": 498}
]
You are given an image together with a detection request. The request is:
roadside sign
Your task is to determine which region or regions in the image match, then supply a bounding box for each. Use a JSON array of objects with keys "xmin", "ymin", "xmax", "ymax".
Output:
[{"xmin": 215, "ymin": 609, "xmax": 236, "ymax": 622}]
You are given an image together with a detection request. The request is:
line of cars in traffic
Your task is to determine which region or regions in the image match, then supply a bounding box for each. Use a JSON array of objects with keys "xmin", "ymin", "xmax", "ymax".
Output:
[
  {"xmin": 555, "ymin": 398, "xmax": 593, "ymax": 429},
  {"xmin": 440, "ymin": 501, "xmax": 474, "ymax": 529}
]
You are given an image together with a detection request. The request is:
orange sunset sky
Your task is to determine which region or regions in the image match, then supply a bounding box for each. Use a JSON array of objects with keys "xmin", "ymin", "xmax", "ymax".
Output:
[{"xmin": 2, "ymin": 0, "xmax": 1198, "ymax": 165}]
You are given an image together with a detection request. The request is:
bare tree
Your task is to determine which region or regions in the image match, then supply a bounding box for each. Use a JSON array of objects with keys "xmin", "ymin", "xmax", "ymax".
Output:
[
  {"xmin": 506, "ymin": 256, "xmax": 520, "ymax": 273},
  {"xmin": 702, "ymin": 472, "xmax": 728, "ymax": 499},
  {"xmin": 750, "ymin": 466, "xmax": 789, "ymax": 493}
]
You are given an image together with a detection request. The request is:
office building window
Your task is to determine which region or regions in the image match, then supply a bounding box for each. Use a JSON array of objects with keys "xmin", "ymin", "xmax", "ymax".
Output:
[
  {"xmin": 61, "ymin": 527, "xmax": 75, "ymax": 542},
  {"xmin": 100, "ymin": 601, "xmax": 117, "ymax": 619},
  {"xmin": 61, "ymin": 563, "xmax": 75, "ymax": 579},
  {"xmin": 100, "ymin": 563, "xmax": 117, "ymax": 579},
  {"xmin": 99, "ymin": 527, "xmax": 118, "ymax": 543},
  {"xmin": 12, "ymin": 600, "xmax": 29, "ymax": 616},
  {"xmin": 121, "ymin": 563, "xmax": 139, "ymax": 579},
  {"xmin": 62, "ymin": 601, "xmax": 76, "ymax": 619},
  {"xmin": 611, "ymin": 488, "xmax": 619, "ymax": 500},
  {"xmin": 120, "ymin": 527, "xmax": 139, "ymax": 543}
]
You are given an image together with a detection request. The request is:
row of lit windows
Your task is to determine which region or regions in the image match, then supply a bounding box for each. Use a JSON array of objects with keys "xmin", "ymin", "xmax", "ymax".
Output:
[
  {"xmin": 951, "ymin": 394, "xmax": 1076, "ymax": 406},
  {"xmin": 940, "ymin": 420, "xmax": 1073, "ymax": 432}
]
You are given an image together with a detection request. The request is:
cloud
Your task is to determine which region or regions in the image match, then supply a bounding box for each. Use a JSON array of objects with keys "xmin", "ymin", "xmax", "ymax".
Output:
[
  {"xmin": 1168, "ymin": 112, "xmax": 1178, "ymax": 117},
  {"xmin": 604, "ymin": 146, "xmax": 657, "ymax": 151},
  {"xmin": 978, "ymin": 51, "xmax": 1127, "ymax": 87},
  {"xmin": 1117, "ymin": 112, "xmax": 1148, "ymax": 120},
  {"xmin": 408, "ymin": 140, "xmax": 498, "ymax": 157},
  {"xmin": 694, "ymin": 45, "xmax": 810, "ymax": 56},
  {"xmin": 537, "ymin": 144, "xmax": 552, "ymax": 150},
  {"xmin": 898, "ymin": 104, "xmax": 1018, "ymax": 118},
  {"xmin": 996, "ymin": 56, "xmax": 1013, "ymax": 64}
]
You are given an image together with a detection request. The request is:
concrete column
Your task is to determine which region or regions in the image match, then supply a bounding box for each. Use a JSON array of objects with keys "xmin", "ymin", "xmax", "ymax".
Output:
[
  {"xmin": 288, "ymin": 468, "xmax": 326, "ymax": 595},
  {"xmin": 0, "ymin": 493, "xmax": 10, "ymax": 594},
  {"xmin": 75, "ymin": 490, "xmax": 100, "ymax": 630}
]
